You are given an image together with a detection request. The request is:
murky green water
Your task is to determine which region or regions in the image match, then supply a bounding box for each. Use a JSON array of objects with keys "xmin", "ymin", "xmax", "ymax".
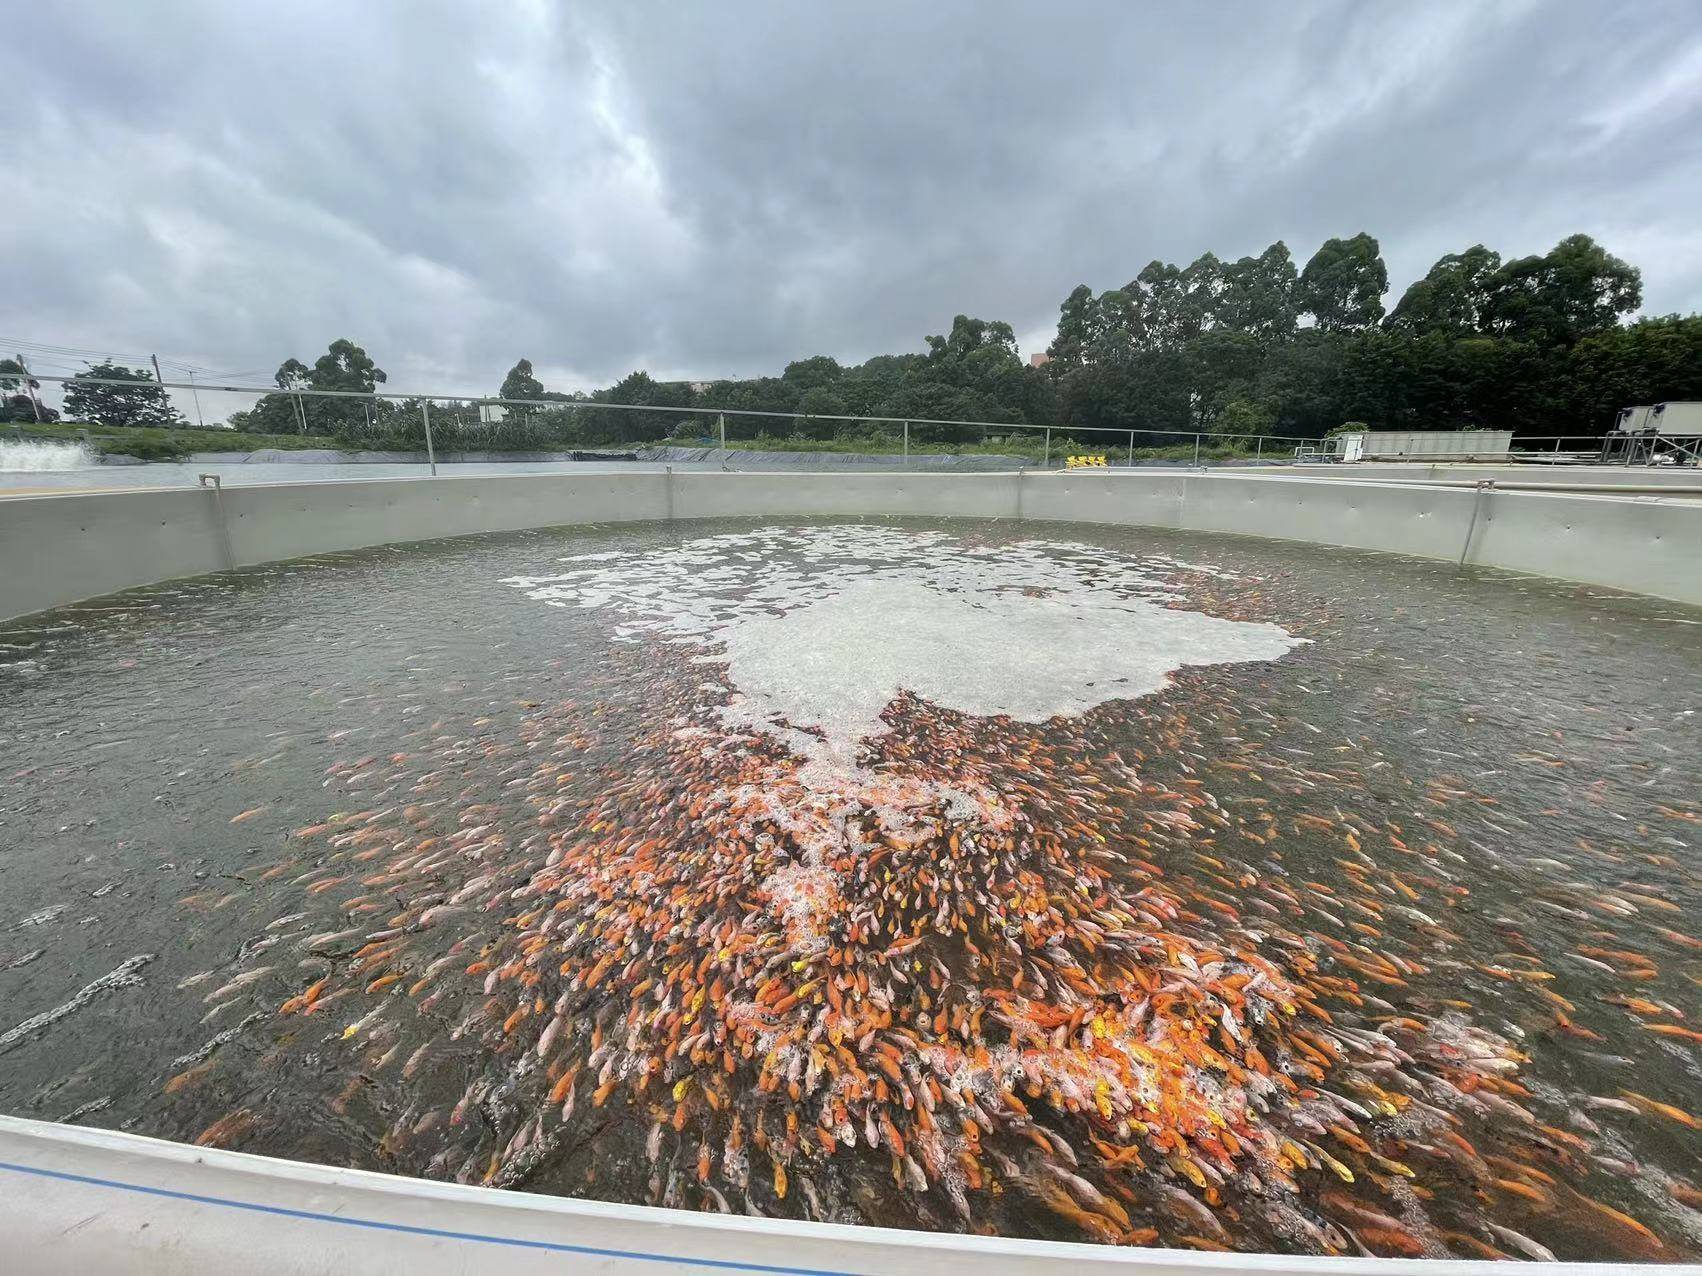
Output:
[{"xmin": 2, "ymin": 518, "xmax": 1698, "ymax": 1260}]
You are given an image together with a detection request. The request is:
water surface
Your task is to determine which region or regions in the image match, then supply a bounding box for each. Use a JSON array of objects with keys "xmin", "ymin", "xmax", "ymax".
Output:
[{"xmin": 2, "ymin": 518, "xmax": 1698, "ymax": 1260}]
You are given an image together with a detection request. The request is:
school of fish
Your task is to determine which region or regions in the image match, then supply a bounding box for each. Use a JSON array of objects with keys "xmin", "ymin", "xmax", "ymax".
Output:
[{"xmin": 157, "ymin": 527, "xmax": 1701, "ymax": 1261}]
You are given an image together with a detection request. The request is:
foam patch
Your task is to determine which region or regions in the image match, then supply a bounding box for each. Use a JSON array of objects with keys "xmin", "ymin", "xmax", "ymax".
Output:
[{"xmin": 504, "ymin": 525, "xmax": 1303, "ymax": 758}]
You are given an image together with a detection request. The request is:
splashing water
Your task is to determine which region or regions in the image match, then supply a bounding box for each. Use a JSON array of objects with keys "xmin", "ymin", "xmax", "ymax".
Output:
[{"xmin": 0, "ymin": 439, "xmax": 97, "ymax": 471}]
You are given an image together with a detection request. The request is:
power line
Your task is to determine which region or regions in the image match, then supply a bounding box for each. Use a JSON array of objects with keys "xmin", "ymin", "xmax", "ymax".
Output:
[
  {"xmin": 7, "ymin": 356, "xmax": 88, "ymax": 373},
  {"xmin": 1, "ymin": 337, "xmax": 277, "ymax": 383},
  {"xmin": 0, "ymin": 336, "xmax": 162, "ymax": 365}
]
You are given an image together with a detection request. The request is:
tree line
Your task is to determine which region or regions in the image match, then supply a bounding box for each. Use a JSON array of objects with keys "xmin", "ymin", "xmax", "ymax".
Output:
[
  {"xmin": 1041, "ymin": 232, "xmax": 1698, "ymax": 442},
  {"xmin": 20, "ymin": 231, "xmax": 1701, "ymax": 449}
]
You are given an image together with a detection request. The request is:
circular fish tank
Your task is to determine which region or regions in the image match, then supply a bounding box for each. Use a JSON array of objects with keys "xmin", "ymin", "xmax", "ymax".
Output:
[{"xmin": 2, "ymin": 516, "xmax": 1699, "ymax": 1262}]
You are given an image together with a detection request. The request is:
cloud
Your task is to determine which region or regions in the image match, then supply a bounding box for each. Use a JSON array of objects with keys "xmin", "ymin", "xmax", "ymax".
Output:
[{"xmin": 6, "ymin": 0, "xmax": 1700, "ymax": 413}]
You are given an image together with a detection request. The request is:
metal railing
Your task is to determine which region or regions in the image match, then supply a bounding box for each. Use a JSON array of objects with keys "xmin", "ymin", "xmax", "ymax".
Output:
[
  {"xmin": 26, "ymin": 373, "xmax": 1325, "ymax": 473},
  {"xmin": 1508, "ymin": 434, "xmax": 1701, "ymax": 466},
  {"xmin": 27, "ymin": 373, "xmax": 1701, "ymax": 474}
]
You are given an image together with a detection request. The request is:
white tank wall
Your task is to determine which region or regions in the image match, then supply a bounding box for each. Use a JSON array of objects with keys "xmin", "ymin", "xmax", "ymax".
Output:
[
  {"xmin": 3, "ymin": 471, "xmax": 1698, "ymax": 624},
  {"xmin": 1470, "ymin": 489, "xmax": 1695, "ymax": 600},
  {"xmin": 217, "ymin": 473, "xmax": 673, "ymax": 563},
  {"xmin": 0, "ymin": 1114, "xmax": 1620, "ymax": 1275},
  {"xmin": 670, "ymin": 470, "xmax": 1023, "ymax": 521},
  {"xmin": 2, "ymin": 486, "xmax": 233, "ymax": 622},
  {"xmin": 1025, "ymin": 473, "xmax": 1470, "ymax": 560}
]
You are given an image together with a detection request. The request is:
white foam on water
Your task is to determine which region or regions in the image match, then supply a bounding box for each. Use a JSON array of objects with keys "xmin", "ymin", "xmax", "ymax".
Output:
[
  {"xmin": 504, "ymin": 525, "xmax": 1304, "ymax": 760},
  {"xmin": 721, "ymin": 576, "xmax": 1300, "ymax": 760},
  {"xmin": 0, "ymin": 953, "xmax": 155, "ymax": 1055},
  {"xmin": 0, "ymin": 439, "xmax": 97, "ymax": 471}
]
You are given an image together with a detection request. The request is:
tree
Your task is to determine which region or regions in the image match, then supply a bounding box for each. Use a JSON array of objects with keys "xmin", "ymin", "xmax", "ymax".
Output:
[
  {"xmin": 0, "ymin": 357, "xmax": 33, "ymax": 394},
  {"xmin": 1046, "ymin": 285, "xmax": 1097, "ymax": 367},
  {"xmin": 1124, "ymin": 257, "xmax": 1216, "ymax": 349},
  {"xmin": 1255, "ymin": 331, "xmax": 1348, "ymax": 437},
  {"xmin": 251, "ymin": 339, "xmax": 389, "ymax": 435},
  {"xmin": 911, "ymin": 315, "xmax": 1038, "ymax": 434},
  {"xmin": 499, "ymin": 358, "xmax": 545, "ymax": 401},
  {"xmin": 1179, "ymin": 254, "xmax": 1227, "ymax": 334},
  {"xmin": 0, "ymin": 358, "xmax": 52, "ymax": 422},
  {"xmin": 1482, "ymin": 234, "xmax": 1642, "ymax": 346},
  {"xmin": 310, "ymin": 338, "xmax": 387, "ymax": 392},
  {"xmin": 585, "ymin": 370, "xmax": 692, "ymax": 442},
  {"xmin": 699, "ymin": 375, "xmax": 800, "ymax": 439},
  {"xmin": 837, "ymin": 354, "xmax": 925, "ymax": 416},
  {"xmin": 1298, "ymin": 233, "xmax": 1388, "ymax": 332},
  {"xmin": 1185, "ymin": 329, "xmax": 1267, "ymax": 427},
  {"xmin": 1058, "ymin": 348, "xmax": 1191, "ymax": 439},
  {"xmin": 925, "ymin": 315, "xmax": 1018, "ymax": 367},
  {"xmin": 62, "ymin": 362, "xmax": 183, "ymax": 427},
  {"xmin": 274, "ymin": 358, "xmax": 312, "ymax": 390},
  {"xmin": 875, "ymin": 380, "xmax": 999, "ymax": 442},
  {"xmin": 793, "ymin": 385, "xmax": 848, "ymax": 438},
  {"xmin": 1216, "ymin": 397, "xmax": 1276, "ymax": 435},
  {"xmin": 1386, "ymin": 245, "xmax": 1501, "ymax": 335},
  {"xmin": 1566, "ymin": 314, "xmax": 1702, "ymax": 431},
  {"xmin": 1216, "ymin": 242, "xmax": 1298, "ymax": 341},
  {"xmin": 1086, "ymin": 289, "xmax": 1144, "ymax": 361},
  {"xmin": 781, "ymin": 356, "xmax": 843, "ymax": 392}
]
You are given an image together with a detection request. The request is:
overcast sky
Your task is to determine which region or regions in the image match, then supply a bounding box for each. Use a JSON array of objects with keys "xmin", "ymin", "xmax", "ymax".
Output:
[{"xmin": 8, "ymin": 1, "xmax": 1701, "ymax": 413}]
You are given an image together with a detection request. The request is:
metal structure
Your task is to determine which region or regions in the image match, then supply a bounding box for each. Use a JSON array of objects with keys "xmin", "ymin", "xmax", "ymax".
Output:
[
  {"xmin": 1601, "ymin": 430, "xmax": 1702, "ymax": 466},
  {"xmin": 1327, "ymin": 430, "xmax": 1514, "ymax": 462},
  {"xmin": 1601, "ymin": 401, "xmax": 1702, "ymax": 467}
]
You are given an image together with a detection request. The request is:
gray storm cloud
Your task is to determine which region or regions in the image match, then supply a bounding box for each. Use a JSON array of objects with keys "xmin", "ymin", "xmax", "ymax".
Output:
[{"xmin": 7, "ymin": 0, "xmax": 1700, "ymax": 400}]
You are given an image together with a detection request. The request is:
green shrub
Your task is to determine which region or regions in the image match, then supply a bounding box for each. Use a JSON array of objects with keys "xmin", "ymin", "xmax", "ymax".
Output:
[{"xmin": 99, "ymin": 436, "xmax": 191, "ymax": 461}]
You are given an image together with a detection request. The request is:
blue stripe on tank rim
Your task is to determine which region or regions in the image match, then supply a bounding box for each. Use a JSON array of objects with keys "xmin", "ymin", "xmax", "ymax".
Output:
[{"xmin": 0, "ymin": 1159, "xmax": 861, "ymax": 1275}]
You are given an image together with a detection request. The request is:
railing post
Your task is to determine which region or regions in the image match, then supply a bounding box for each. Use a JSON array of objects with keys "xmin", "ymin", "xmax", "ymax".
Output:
[
  {"xmin": 422, "ymin": 401, "xmax": 437, "ymax": 476},
  {"xmin": 1193, "ymin": 434, "xmax": 1201, "ymax": 467},
  {"xmin": 1042, "ymin": 427, "xmax": 1051, "ymax": 470},
  {"xmin": 1255, "ymin": 436, "xmax": 1263, "ymax": 461},
  {"xmin": 1127, "ymin": 431, "xmax": 1134, "ymax": 466},
  {"xmin": 903, "ymin": 420, "xmax": 909, "ymax": 462},
  {"xmin": 718, "ymin": 413, "xmax": 726, "ymax": 453}
]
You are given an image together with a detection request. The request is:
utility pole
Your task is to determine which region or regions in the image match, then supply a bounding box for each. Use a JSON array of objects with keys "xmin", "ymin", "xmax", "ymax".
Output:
[
  {"xmin": 15, "ymin": 354, "xmax": 44, "ymax": 423},
  {"xmin": 150, "ymin": 353, "xmax": 181, "ymax": 427},
  {"xmin": 187, "ymin": 370, "xmax": 206, "ymax": 429}
]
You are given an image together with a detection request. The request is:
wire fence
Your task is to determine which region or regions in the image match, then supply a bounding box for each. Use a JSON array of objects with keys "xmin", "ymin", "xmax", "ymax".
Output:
[
  {"xmin": 16, "ymin": 373, "xmax": 1327, "ymax": 471},
  {"xmin": 20, "ymin": 372, "xmax": 1695, "ymax": 473}
]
